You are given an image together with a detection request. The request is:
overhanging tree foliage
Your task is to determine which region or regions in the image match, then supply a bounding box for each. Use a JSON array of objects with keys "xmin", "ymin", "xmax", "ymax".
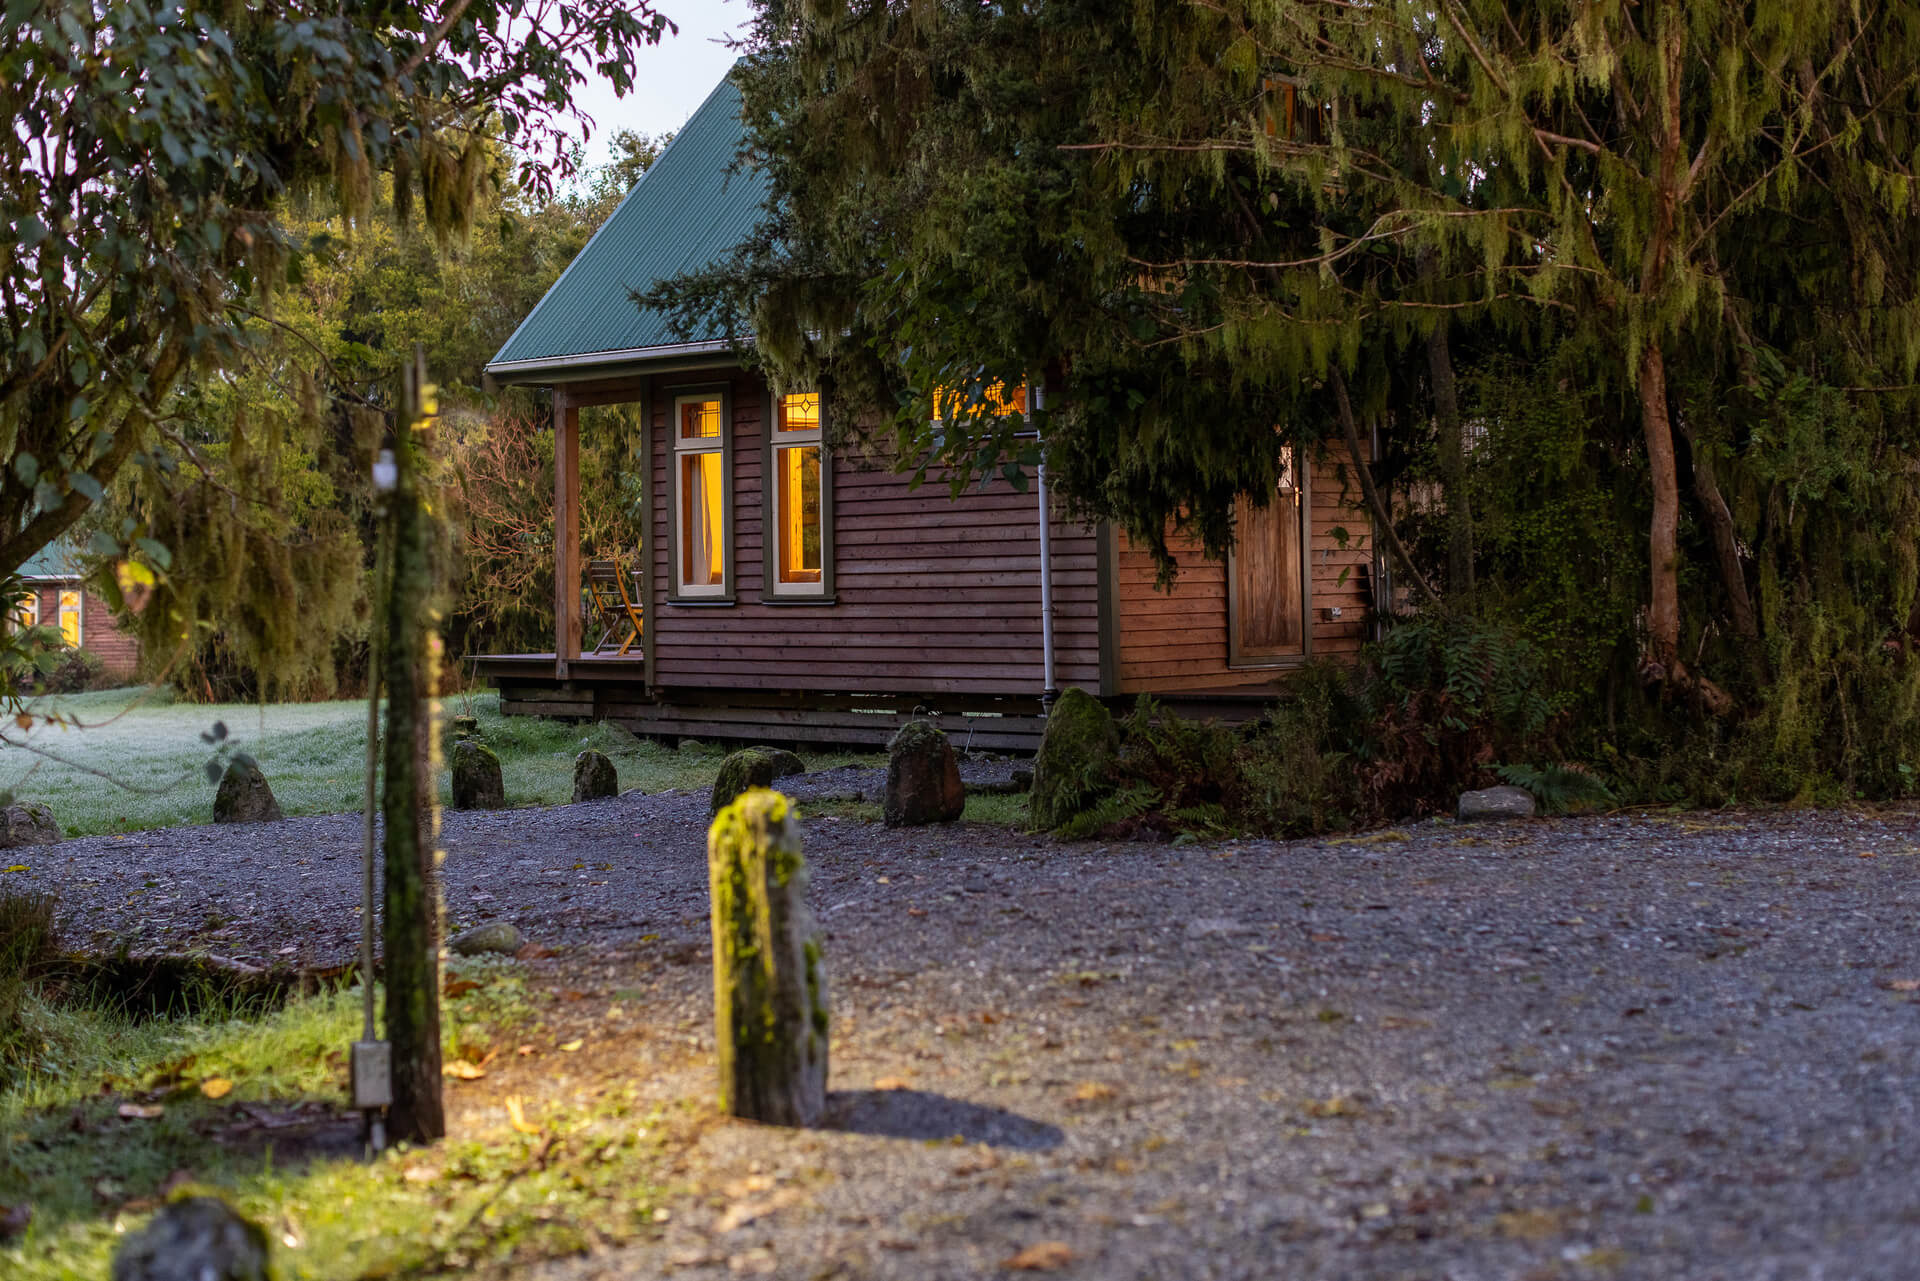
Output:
[
  {"xmin": 0, "ymin": 0, "xmax": 672, "ymax": 616},
  {"xmin": 664, "ymin": 0, "xmax": 1920, "ymax": 750}
]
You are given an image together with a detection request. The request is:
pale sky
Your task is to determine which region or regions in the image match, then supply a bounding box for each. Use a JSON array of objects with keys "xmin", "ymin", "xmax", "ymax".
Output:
[{"xmin": 566, "ymin": 1, "xmax": 753, "ymax": 171}]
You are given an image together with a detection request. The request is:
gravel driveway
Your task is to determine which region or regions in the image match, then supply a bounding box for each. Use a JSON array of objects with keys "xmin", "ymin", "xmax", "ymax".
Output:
[{"xmin": 15, "ymin": 776, "xmax": 1920, "ymax": 1280}]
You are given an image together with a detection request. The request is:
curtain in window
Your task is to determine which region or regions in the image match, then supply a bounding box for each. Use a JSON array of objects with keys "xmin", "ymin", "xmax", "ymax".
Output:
[
  {"xmin": 777, "ymin": 445, "xmax": 822, "ymax": 584},
  {"xmin": 681, "ymin": 453, "xmax": 724, "ymax": 587}
]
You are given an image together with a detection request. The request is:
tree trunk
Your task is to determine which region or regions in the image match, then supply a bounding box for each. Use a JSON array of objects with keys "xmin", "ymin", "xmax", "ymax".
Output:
[
  {"xmin": 1675, "ymin": 417, "xmax": 1765, "ymax": 682},
  {"xmin": 1330, "ymin": 369, "xmax": 1440, "ymax": 609},
  {"xmin": 1429, "ymin": 320, "xmax": 1474, "ymax": 595},
  {"xmin": 709, "ymin": 789, "xmax": 827, "ymax": 1127},
  {"xmin": 381, "ymin": 428, "xmax": 445, "ymax": 1144},
  {"xmin": 1637, "ymin": 345, "xmax": 1683, "ymax": 672}
]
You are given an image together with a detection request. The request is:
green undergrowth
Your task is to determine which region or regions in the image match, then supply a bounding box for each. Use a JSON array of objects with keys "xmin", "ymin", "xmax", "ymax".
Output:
[
  {"xmin": 0, "ymin": 687, "xmax": 882, "ymax": 836},
  {"xmin": 1, "ymin": 955, "xmax": 669, "ymax": 1280}
]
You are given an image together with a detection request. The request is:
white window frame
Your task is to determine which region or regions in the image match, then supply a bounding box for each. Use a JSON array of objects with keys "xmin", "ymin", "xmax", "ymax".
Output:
[
  {"xmin": 56, "ymin": 587, "xmax": 82, "ymax": 647},
  {"xmin": 670, "ymin": 389, "xmax": 731, "ymax": 600}
]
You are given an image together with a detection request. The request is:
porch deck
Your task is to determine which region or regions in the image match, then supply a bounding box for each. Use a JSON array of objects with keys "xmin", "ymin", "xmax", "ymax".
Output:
[{"xmin": 467, "ymin": 653, "xmax": 1285, "ymax": 753}]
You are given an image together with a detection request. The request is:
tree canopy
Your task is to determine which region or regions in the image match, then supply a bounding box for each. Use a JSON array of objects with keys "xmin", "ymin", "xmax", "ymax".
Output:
[{"xmin": 661, "ymin": 0, "xmax": 1920, "ymax": 748}]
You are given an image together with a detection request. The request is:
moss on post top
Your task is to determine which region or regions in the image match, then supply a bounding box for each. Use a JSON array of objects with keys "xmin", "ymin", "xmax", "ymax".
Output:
[
  {"xmin": 709, "ymin": 787, "xmax": 799, "ymax": 880},
  {"xmin": 886, "ymin": 718, "xmax": 946, "ymax": 755}
]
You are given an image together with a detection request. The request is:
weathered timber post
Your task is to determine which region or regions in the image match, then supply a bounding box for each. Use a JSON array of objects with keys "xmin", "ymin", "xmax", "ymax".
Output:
[
  {"xmin": 381, "ymin": 348, "xmax": 446, "ymax": 1142},
  {"xmin": 708, "ymin": 788, "xmax": 828, "ymax": 1126}
]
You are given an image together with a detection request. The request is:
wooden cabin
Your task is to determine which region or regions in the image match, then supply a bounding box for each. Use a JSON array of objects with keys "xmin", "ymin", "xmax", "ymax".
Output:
[{"xmin": 474, "ymin": 73, "xmax": 1382, "ymax": 750}]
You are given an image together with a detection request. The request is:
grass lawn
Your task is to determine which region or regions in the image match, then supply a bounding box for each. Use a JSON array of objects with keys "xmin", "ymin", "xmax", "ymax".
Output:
[
  {"xmin": 1, "ymin": 961, "xmax": 674, "ymax": 1279},
  {"xmin": 3, "ymin": 687, "xmax": 886, "ymax": 838}
]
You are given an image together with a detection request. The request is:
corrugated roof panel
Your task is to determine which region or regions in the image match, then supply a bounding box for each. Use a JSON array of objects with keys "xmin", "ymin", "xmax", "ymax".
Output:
[{"xmin": 489, "ymin": 72, "xmax": 766, "ymax": 372}]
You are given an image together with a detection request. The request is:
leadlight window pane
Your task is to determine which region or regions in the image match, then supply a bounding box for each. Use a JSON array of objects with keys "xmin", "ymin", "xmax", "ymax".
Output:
[
  {"xmin": 777, "ymin": 393, "xmax": 820, "ymax": 433},
  {"xmin": 680, "ymin": 398, "xmax": 721, "ymax": 440}
]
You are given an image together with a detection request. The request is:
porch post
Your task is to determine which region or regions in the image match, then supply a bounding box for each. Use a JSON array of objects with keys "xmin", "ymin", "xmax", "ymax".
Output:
[{"xmin": 553, "ymin": 387, "xmax": 581, "ymax": 679}]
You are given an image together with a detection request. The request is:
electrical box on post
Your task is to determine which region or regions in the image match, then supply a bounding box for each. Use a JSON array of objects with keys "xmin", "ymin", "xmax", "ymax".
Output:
[{"xmin": 351, "ymin": 1040, "xmax": 392, "ymax": 1110}]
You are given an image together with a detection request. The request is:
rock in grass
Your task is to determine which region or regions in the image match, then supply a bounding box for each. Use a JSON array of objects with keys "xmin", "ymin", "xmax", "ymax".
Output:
[
  {"xmin": 449, "ymin": 922, "xmax": 523, "ymax": 957},
  {"xmin": 450, "ymin": 739, "xmax": 505, "ymax": 810},
  {"xmin": 572, "ymin": 749, "xmax": 619, "ymax": 802},
  {"xmin": 712, "ymin": 749, "xmax": 777, "ymax": 814},
  {"xmin": 1458, "ymin": 785, "xmax": 1537, "ymax": 821},
  {"xmin": 212, "ymin": 761, "xmax": 281, "ymax": 825},
  {"xmin": 708, "ymin": 789, "xmax": 827, "ymax": 1126},
  {"xmin": 883, "ymin": 720, "xmax": 965, "ymax": 827},
  {"xmin": 1029, "ymin": 688, "xmax": 1119, "ymax": 831},
  {"xmin": 0, "ymin": 801, "xmax": 61, "ymax": 847},
  {"xmin": 746, "ymin": 746, "xmax": 806, "ymax": 778},
  {"xmin": 111, "ymin": 1195, "xmax": 270, "ymax": 1281}
]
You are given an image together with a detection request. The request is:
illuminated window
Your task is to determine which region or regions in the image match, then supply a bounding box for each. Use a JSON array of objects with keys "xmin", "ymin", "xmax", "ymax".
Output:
[
  {"xmin": 672, "ymin": 393, "xmax": 728, "ymax": 597},
  {"xmin": 57, "ymin": 589, "xmax": 82, "ymax": 647},
  {"xmin": 7, "ymin": 591, "xmax": 36, "ymax": 633},
  {"xmin": 771, "ymin": 393, "xmax": 826, "ymax": 596},
  {"xmin": 931, "ymin": 380, "xmax": 1026, "ymax": 421}
]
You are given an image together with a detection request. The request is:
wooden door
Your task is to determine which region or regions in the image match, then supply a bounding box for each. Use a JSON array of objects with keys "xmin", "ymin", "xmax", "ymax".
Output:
[{"xmin": 1230, "ymin": 448, "xmax": 1305, "ymax": 663}]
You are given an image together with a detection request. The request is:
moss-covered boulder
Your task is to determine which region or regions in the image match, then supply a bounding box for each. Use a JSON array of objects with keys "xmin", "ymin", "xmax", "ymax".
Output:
[
  {"xmin": 450, "ymin": 739, "xmax": 506, "ymax": 810},
  {"xmin": 746, "ymin": 746, "xmax": 807, "ymax": 778},
  {"xmin": 572, "ymin": 749, "xmax": 619, "ymax": 802},
  {"xmin": 708, "ymin": 789, "xmax": 827, "ymax": 1126},
  {"xmin": 1029, "ymin": 688, "xmax": 1120, "ymax": 830},
  {"xmin": 0, "ymin": 801, "xmax": 61, "ymax": 847},
  {"xmin": 112, "ymin": 1195, "xmax": 270, "ymax": 1281},
  {"xmin": 712, "ymin": 749, "xmax": 777, "ymax": 814},
  {"xmin": 884, "ymin": 719, "xmax": 965, "ymax": 827},
  {"xmin": 212, "ymin": 761, "xmax": 281, "ymax": 825}
]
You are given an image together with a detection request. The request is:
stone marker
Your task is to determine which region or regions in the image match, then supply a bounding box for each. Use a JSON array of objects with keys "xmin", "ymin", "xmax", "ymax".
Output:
[
  {"xmin": 884, "ymin": 719, "xmax": 965, "ymax": 827},
  {"xmin": 1458, "ymin": 784, "xmax": 1537, "ymax": 821},
  {"xmin": 708, "ymin": 788, "xmax": 827, "ymax": 1126},
  {"xmin": 0, "ymin": 801, "xmax": 61, "ymax": 847},
  {"xmin": 111, "ymin": 1196, "xmax": 270, "ymax": 1281},
  {"xmin": 746, "ymin": 746, "xmax": 806, "ymax": 778},
  {"xmin": 711, "ymin": 749, "xmax": 776, "ymax": 814},
  {"xmin": 1028, "ymin": 687, "xmax": 1119, "ymax": 830},
  {"xmin": 448, "ymin": 922, "xmax": 523, "ymax": 957},
  {"xmin": 450, "ymin": 715, "xmax": 481, "ymax": 740},
  {"xmin": 212, "ymin": 761, "xmax": 282, "ymax": 824},
  {"xmin": 450, "ymin": 738, "xmax": 506, "ymax": 810},
  {"xmin": 572, "ymin": 749, "xmax": 619, "ymax": 802}
]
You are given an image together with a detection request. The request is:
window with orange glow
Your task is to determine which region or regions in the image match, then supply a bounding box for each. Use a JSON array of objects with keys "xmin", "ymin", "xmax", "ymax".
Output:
[
  {"xmin": 772, "ymin": 393, "xmax": 826, "ymax": 594},
  {"xmin": 57, "ymin": 589, "xmax": 81, "ymax": 647},
  {"xmin": 930, "ymin": 380, "xmax": 1026, "ymax": 421},
  {"xmin": 8, "ymin": 591, "xmax": 36, "ymax": 633},
  {"xmin": 673, "ymin": 394, "xmax": 727, "ymax": 595}
]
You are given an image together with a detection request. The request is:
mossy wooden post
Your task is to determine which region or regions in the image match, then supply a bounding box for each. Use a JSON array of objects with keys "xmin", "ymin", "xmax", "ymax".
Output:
[
  {"xmin": 381, "ymin": 348, "xmax": 445, "ymax": 1143},
  {"xmin": 708, "ymin": 788, "xmax": 827, "ymax": 1126}
]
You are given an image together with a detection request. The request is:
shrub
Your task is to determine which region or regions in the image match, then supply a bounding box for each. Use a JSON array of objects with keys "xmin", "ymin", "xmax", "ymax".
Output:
[
  {"xmin": 40, "ymin": 646, "xmax": 109, "ymax": 694},
  {"xmin": 0, "ymin": 889, "xmax": 59, "ymax": 1085}
]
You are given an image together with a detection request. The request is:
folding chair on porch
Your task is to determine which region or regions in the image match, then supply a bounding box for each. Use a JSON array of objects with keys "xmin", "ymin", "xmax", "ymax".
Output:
[{"xmin": 585, "ymin": 558, "xmax": 644, "ymax": 656}]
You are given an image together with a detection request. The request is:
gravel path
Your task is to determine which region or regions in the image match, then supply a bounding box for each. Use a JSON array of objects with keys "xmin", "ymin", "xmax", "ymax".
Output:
[{"xmin": 16, "ymin": 779, "xmax": 1920, "ymax": 1279}]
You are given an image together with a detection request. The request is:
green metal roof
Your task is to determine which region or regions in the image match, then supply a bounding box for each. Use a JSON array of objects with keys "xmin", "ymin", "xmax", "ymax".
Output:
[
  {"xmin": 18, "ymin": 542, "xmax": 81, "ymax": 581},
  {"xmin": 487, "ymin": 71, "xmax": 765, "ymax": 378}
]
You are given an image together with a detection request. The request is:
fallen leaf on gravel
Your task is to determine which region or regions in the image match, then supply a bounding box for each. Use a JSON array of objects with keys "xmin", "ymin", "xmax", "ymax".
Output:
[
  {"xmin": 724, "ymin": 1175, "xmax": 776, "ymax": 1197},
  {"xmin": 667, "ymin": 1248, "xmax": 716, "ymax": 1267},
  {"xmin": 516, "ymin": 1044, "xmax": 537, "ymax": 1056},
  {"xmin": 559, "ymin": 989, "xmax": 588, "ymax": 1002},
  {"xmin": 443, "ymin": 978, "xmax": 481, "ymax": 997},
  {"xmin": 726, "ymin": 1247, "xmax": 777, "ymax": 1275},
  {"xmin": 559, "ymin": 1038, "xmax": 584, "ymax": 1052},
  {"xmin": 505, "ymin": 1096, "xmax": 540, "ymax": 1135},
  {"xmin": 199, "ymin": 1077, "xmax": 232, "ymax": 1099},
  {"xmin": 1002, "ymin": 1241, "xmax": 1075, "ymax": 1271},
  {"xmin": 714, "ymin": 1188, "xmax": 800, "ymax": 1233},
  {"xmin": 1301, "ymin": 1095, "xmax": 1364, "ymax": 1119},
  {"xmin": 117, "ymin": 1103, "xmax": 164, "ymax": 1120},
  {"xmin": 402, "ymin": 1165, "xmax": 439, "ymax": 1184},
  {"xmin": 907, "ymin": 908, "xmax": 927, "ymax": 918},
  {"xmin": 3, "ymin": 864, "xmax": 26, "ymax": 874},
  {"xmin": 1883, "ymin": 978, "xmax": 1920, "ymax": 992},
  {"xmin": 1068, "ymin": 1081, "xmax": 1116, "ymax": 1104},
  {"xmin": 442, "ymin": 1060, "xmax": 486, "ymax": 1080},
  {"xmin": 1496, "ymin": 1208, "xmax": 1566, "ymax": 1240},
  {"xmin": 874, "ymin": 1076, "xmax": 911, "ymax": 1091}
]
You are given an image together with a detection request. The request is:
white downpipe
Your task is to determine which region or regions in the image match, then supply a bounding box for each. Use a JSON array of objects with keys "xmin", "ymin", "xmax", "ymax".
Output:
[{"xmin": 1033, "ymin": 382, "xmax": 1057, "ymax": 706}]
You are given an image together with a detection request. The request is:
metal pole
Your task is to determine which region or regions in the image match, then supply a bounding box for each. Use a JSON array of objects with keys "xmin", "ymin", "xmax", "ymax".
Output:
[
  {"xmin": 356, "ymin": 447, "xmax": 398, "ymax": 1155},
  {"xmin": 1033, "ymin": 382, "xmax": 1057, "ymax": 708}
]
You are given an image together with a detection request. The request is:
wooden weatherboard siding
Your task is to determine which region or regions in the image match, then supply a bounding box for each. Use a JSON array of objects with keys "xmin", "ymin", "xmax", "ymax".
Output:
[
  {"xmin": 1110, "ymin": 442, "xmax": 1374, "ymax": 694},
  {"xmin": 637, "ymin": 370, "xmax": 1099, "ymax": 700}
]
